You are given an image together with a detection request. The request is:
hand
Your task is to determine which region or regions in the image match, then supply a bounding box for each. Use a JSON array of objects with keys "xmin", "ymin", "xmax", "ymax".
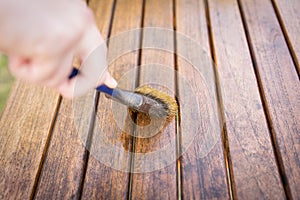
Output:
[{"xmin": 0, "ymin": 0, "xmax": 117, "ymax": 98}]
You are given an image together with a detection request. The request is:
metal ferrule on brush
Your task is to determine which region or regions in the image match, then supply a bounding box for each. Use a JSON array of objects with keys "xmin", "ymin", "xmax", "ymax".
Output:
[
  {"xmin": 109, "ymin": 88, "xmax": 143, "ymax": 110},
  {"xmin": 110, "ymin": 89, "xmax": 168, "ymax": 118}
]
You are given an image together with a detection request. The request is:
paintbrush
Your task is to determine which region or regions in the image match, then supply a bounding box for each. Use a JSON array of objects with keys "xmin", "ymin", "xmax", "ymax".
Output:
[{"xmin": 69, "ymin": 68, "xmax": 177, "ymax": 119}]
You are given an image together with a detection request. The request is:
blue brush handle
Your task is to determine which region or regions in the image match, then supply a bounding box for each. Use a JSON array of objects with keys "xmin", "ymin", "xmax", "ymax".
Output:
[
  {"xmin": 69, "ymin": 67, "xmax": 114, "ymax": 96},
  {"xmin": 69, "ymin": 67, "xmax": 80, "ymax": 79},
  {"xmin": 96, "ymin": 84, "xmax": 114, "ymax": 96}
]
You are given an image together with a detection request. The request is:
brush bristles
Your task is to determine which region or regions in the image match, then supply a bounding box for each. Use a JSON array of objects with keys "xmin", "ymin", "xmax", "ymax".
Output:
[{"xmin": 134, "ymin": 85, "xmax": 178, "ymax": 118}]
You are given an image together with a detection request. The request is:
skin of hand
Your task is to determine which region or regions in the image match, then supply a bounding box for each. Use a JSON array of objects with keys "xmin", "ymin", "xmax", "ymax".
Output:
[{"xmin": 0, "ymin": 0, "xmax": 117, "ymax": 98}]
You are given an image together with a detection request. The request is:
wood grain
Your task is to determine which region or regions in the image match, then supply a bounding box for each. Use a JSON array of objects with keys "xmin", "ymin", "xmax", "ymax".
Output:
[
  {"xmin": 130, "ymin": 0, "xmax": 178, "ymax": 199},
  {"xmin": 175, "ymin": 0, "xmax": 230, "ymax": 198},
  {"xmin": 0, "ymin": 82, "xmax": 59, "ymax": 200},
  {"xmin": 33, "ymin": 0, "xmax": 115, "ymax": 199},
  {"xmin": 208, "ymin": 0, "xmax": 286, "ymax": 198},
  {"xmin": 239, "ymin": 0, "xmax": 300, "ymax": 198},
  {"xmin": 272, "ymin": 0, "xmax": 300, "ymax": 72},
  {"xmin": 34, "ymin": 98, "xmax": 87, "ymax": 199},
  {"xmin": 81, "ymin": 0, "xmax": 143, "ymax": 199}
]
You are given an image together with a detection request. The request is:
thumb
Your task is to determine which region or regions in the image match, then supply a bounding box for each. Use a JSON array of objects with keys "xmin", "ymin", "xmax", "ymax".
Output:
[{"xmin": 100, "ymin": 71, "xmax": 118, "ymax": 88}]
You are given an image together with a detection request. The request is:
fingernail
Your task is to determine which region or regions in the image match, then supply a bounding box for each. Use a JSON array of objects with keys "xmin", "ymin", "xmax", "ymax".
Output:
[{"xmin": 104, "ymin": 77, "xmax": 118, "ymax": 88}]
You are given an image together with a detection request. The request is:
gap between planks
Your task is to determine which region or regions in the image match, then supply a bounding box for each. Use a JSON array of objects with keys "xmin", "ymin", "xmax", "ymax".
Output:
[
  {"xmin": 78, "ymin": 0, "xmax": 118, "ymax": 199},
  {"xmin": 128, "ymin": 1, "xmax": 179, "ymax": 199},
  {"xmin": 129, "ymin": 0, "xmax": 182, "ymax": 199},
  {"xmin": 236, "ymin": 0, "xmax": 293, "ymax": 198},
  {"xmin": 30, "ymin": 96, "xmax": 62, "ymax": 200},
  {"xmin": 126, "ymin": 0, "xmax": 146, "ymax": 199},
  {"xmin": 172, "ymin": 0, "xmax": 183, "ymax": 199},
  {"xmin": 270, "ymin": 0, "xmax": 300, "ymax": 77},
  {"xmin": 204, "ymin": 0, "xmax": 235, "ymax": 199},
  {"xmin": 77, "ymin": 91, "xmax": 101, "ymax": 199}
]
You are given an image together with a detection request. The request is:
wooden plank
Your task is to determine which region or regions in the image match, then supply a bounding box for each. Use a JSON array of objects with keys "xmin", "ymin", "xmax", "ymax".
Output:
[
  {"xmin": 0, "ymin": 82, "xmax": 59, "ymax": 200},
  {"xmin": 272, "ymin": 0, "xmax": 300, "ymax": 72},
  {"xmin": 89, "ymin": 0, "xmax": 115, "ymax": 39},
  {"xmin": 33, "ymin": 0, "xmax": 115, "ymax": 199},
  {"xmin": 81, "ymin": 0, "xmax": 143, "ymax": 199},
  {"xmin": 208, "ymin": 0, "xmax": 286, "ymax": 198},
  {"xmin": 130, "ymin": 0, "xmax": 177, "ymax": 199},
  {"xmin": 175, "ymin": 0, "xmax": 230, "ymax": 198},
  {"xmin": 239, "ymin": 0, "xmax": 300, "ymax": 198},
  {"xmin": 34, "ymin": 99, "xmax": 87, "ymax": 199}
]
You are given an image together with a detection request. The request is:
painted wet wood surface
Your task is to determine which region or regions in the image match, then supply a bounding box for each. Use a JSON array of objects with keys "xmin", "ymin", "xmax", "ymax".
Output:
[{"xmin": 0, "ymin": 0, "xmax": 299, "ymax": 199}]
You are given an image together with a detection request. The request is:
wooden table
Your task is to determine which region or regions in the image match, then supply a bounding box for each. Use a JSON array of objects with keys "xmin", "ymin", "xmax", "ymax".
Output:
[{"xmin": 1, "ymin": 0, "xmax": 299, "ymax": 199}]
